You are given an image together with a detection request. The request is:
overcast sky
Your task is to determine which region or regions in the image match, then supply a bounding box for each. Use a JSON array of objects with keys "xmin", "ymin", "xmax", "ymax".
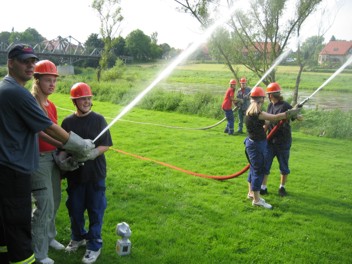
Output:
[{"xmin": 0, "ymin": 0, "xmax": 351, "ymax": 49}]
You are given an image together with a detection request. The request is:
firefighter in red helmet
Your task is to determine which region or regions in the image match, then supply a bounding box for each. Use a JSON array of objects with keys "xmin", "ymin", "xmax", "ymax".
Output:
[
  {"xmin": 244, "ymin": 86, "xmax": 301, "ymax": 209},
  {"xmin": 235, "ymin": 77, "xmax": 251, "ymax": 134},
  {"xmin": 31, "ymin": 59, "xmax": 67, "ymax": 264},
  {"xmin": 261, "ymin": 82, "xmax": 303, "ymax": 197},
  {"xmin": 60, "ymin": 82, "xmax": 113, "ymax": 263},
  {"xmin": 221, "ymin": 79, "xmax": 238, "ymax": 135}
]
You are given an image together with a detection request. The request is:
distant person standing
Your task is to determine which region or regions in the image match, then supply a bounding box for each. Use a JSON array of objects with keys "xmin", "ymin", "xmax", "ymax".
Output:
[
  {"xmin": 235, "ymin": 77, "xmax": 251, "ymax": 134},
  {"xmin": 222, "ymin": 79, "xmax": 237, "ymax": 135},
  {"xmin": 0, "ymin": 44, "xmax": 94, "ymax": 264},
  {"xmin": 261, "ymin": 82, "xmax": 302, "ymax": 197},
  {"xmin": 31, "ymin": 60, "xmax": 65, "ymax": 264},
  {"xmin": 244, "ymin": 87, "xmax": 301, "ymax": 209},
  {"xmin": 61, "ymin": 83, "xmax": 113, "ymax": 264}
]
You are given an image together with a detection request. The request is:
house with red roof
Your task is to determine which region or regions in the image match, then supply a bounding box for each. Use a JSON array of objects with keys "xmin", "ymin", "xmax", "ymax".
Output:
[
  {"xmin": 318, "ymin": 40, "xmax": 352, "ymax": 65},
  {"xmin": 242, "ymin": 42, "xmax": 281, "ymax": 59}
]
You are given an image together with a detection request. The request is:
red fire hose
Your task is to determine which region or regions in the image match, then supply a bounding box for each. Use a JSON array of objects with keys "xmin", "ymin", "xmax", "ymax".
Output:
[{"xmin": 110, "ymin": 120, "xmax": 285, "ymax": 181}]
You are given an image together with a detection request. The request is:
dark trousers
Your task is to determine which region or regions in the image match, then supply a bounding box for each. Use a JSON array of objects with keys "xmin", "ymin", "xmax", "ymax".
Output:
[
  {"xmin": 66, "ymin": 179, "xmax": 107, "ymax": 251},
  {"xmin": 224, "ymin": 109, "xmax": 235, "ymax": 134},
  {"xmin": 0, "ymin": 165, "xmax": 34, "ymax": 263}
]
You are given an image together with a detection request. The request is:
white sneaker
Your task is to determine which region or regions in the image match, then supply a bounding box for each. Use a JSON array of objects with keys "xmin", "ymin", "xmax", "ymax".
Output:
[
  {"xmin": 247, "ymin": 194, "xmax": 265, "ymax": 202},
  {"xmin": 49, "ymin": 239, "xmax": 65, "ymax": 250},
  {"xmin": 37, "ymin": 257, "xmax": 54, "ymax": 264},
  {"xmin": 65, "ymin": 239, "xmax": 86, "ymax": 252},
  {"xmin": 82, "ymin": 249, "xmax": 101, "ymax": 264},
  {"xmin": 252, "ymin": 199, "xmax": 273, "ymax": 209}
]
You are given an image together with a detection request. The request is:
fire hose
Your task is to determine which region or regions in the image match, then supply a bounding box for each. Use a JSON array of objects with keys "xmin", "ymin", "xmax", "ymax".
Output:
[
  {"xmin": 116, "ymin": 107, "xmax": 238, "ymax": 131},
  {"xmin": 111, "ymin": 54, "xmax": 352, "ymax": 180},
  {"xmin": 110, "ymin": 118, "xmax": 284, "ymax": 181}
]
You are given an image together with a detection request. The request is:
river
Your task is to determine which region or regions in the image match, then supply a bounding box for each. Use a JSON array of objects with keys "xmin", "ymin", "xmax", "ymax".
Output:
[{"xmin": 159, "ymin": 83, "xmax": 352, "ymax": 112}]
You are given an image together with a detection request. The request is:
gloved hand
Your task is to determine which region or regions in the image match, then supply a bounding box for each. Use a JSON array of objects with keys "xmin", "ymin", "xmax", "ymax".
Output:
[
  {"xmin": 285, "ymin": 108, "xmax": 301, "ymax": 119},
  {"xmin": 53, "ymin": 151, "xmax": 80, "ymax": 171},
  {"xmin": 235, "ymin": 98, "xmax": 244, "ymax": 104},
  {"xmin": 73, "ymin": 148, "xmax": 100, "ymax": 162},
  {"xmin": 292, "ymin": 103, "xmax": 303, "ymax": 110},
  {"xmin": 63, "ymin": 131, "xmax": 95, "ymax": 155}
]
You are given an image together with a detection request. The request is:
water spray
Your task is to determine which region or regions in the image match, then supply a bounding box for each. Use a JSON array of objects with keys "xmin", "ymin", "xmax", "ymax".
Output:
[
  {"xmin": 93, "ymin": 4, "xmax": 240, "ymax": 143},
  {"xmin": 252, "ymin": 49, "xmax": 292, "ymax": 88},
  {"xmin": 298, "ymin": 55, "xmax": 352, "ymax": 107}
]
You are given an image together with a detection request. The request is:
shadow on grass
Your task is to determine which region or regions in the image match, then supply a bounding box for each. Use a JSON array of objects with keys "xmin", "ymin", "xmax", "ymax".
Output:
[{"xmin": 277, "ymin": 191, "xmax": 351, "ymax": 224}]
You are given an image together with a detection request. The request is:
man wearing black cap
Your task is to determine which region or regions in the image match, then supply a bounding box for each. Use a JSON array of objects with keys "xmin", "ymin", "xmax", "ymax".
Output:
[{"xmin": 0, "ymin": 44, "xmax": 96, "ymax": 264}]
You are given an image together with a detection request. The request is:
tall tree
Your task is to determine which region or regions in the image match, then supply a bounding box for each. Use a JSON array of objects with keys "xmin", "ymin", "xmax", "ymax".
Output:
[
  {"xmin": 175, "ymin": 0, "xmax": 322, "ymax": 87},
  {"xmin": 125, "ymin": 29, "xmax": 152, "ymax": 62},
  {"xmin": 92, "ymin": 0, "xmax": 123, "ymax": 69},
  {"xmin": 292, "ymin": 34, "xmax": 325, "ymax": 105}
]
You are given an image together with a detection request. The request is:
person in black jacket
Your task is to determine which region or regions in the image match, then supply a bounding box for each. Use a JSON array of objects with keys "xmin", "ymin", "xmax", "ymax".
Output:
[
  {"xmin": 260, "ymin": 82, "xmax": 302, "ymax": 197},
  {"xmin": 60, "ymin": 82, "xmax": 113, "ymax": 264}
]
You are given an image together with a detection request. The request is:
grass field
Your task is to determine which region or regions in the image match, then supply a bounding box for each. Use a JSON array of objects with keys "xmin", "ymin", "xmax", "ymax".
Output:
[{"xmin": 47, "ymin": 93, "xmax": 351, "ymax": 264}]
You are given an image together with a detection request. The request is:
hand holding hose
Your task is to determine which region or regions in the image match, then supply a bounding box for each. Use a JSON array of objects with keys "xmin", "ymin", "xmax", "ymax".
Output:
[
  {"xmin": 285, "ymin": 108, "xmax": 302, "ymax": 119},
  {"xmin": 54, "ymin": 151, "xmax": 81, "ymax": 171},
  {"xmin": 63, "ymin": 131, "xmax": 95, "ymax": 156},
  {"xmin": 72, "ymin": 148, "xmax": 101, "ymax": 162}
]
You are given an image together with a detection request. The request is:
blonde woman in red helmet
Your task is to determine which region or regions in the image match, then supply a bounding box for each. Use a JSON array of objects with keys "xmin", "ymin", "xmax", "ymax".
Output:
[
  {"xmin": 31, "ymin": 60, "xmax": 65, "ymax": 264},
  {"xmin": 244, "ymin": 87, "xmax": 301, "ymax": 209}
]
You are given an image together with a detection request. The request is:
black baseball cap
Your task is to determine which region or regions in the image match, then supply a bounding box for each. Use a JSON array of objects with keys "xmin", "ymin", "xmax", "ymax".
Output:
[{"xmin": 8, "ymin": 44, "xmax": 38, "ymax": 60}]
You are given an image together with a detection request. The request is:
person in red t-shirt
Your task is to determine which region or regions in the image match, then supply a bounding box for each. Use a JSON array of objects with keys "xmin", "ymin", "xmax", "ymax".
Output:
[
  {"xmin": 222, "ymin": 79, "xmax": 237, "ymax": 135},
  {"xmin": 30, "ymin": 60, "xmax": 65, "ymax": 264}
]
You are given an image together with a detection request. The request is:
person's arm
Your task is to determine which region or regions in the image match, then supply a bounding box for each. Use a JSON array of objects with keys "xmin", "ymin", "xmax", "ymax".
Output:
[
  {"xmin": 44, "ymin": 124, "xmax": 95, "ymax": 154},
  {"xmin": 38, "ymin": 131, "xmax": 63, "ymax": 148},
  {"xmin": 44, "ymin": 123, "xmax": 69, "ymax": 143},
  {"xmin": 259, "ymin": 108, "xmax": 301, "ymax": 122},
  {"xmin": 97, "ymin": 146, "xmax": 110, "ymax": 154},
  {"xmin": 259, "ymin": 111, "xmax": 286, "ymax": 122},
  {"xmin": 75, "ymin": 145, "xmax": 110, "ymax": 162}
]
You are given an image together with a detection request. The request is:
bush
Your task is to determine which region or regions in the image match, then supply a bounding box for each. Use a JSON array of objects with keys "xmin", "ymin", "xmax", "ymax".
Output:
[
  {"xmin": 139, "ymin": 90, "xmax": 184, "ymax": 112},
  {"xmin": 292, "ymin": 109, "xmax": 352, "ymax": 139}
]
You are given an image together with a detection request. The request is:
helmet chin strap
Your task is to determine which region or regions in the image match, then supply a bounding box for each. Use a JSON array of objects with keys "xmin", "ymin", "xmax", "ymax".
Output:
[{"xmin": 73, "ymin": 100, "xmax": 93, "ymax": 115}]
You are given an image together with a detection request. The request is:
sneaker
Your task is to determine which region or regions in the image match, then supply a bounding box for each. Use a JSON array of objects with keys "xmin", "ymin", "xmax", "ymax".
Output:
[
  {"xmin": 82, "ymin": 249, "xmax": 101, "ymax": 264},
  {"xmin": 252, "ymin": 199, "xmax": 273, "ymax": 209},
  {"xmin": 65, "ymin": 240, "xmax": 86, "ymax": 252},
  {"xmin": 49, "ymin": 239, "xmax": 65, "ymax": 250},
  {"xmin": 278, "ymin": 187, "xmax": 287, "ymax": 197},
  {"xmin": 260, "ymin": 188, "xmax": 268, "ymax": 195},
  {"xmin": 36, "ymin": 257, "xmax": 54, "ymax": 264},
  {"xmin": 247, "ymin": 194, "xmax": 265, "ymax": 202}
]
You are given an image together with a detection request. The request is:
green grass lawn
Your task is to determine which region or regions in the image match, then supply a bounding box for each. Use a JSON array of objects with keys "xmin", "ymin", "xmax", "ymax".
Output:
[{"xmin": 48, "ymin": 93, "xmax": 351, "ymax": 264}]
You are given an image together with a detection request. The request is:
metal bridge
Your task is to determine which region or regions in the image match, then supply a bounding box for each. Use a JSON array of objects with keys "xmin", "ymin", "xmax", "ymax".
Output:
[{"xmin": 0, "ymin": 36, "xmax": 102, "ymax": 64}]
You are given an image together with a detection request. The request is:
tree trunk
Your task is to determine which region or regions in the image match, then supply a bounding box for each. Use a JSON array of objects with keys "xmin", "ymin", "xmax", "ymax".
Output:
[{"xmin": 293, "ymin": 64, "xmax": 304, "ymax": 106}]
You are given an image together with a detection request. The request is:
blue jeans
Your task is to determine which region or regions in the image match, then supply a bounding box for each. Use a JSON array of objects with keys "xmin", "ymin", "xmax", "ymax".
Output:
[
  {"xmin": 237, "ymin": 109, "xmax": 245, "ymax": 132},
  {"xmin": 224, "ymin": 109, "xmax": 235, "ymax": 134},
  {"xmin": 66, "ymin": 179, "xmax": 107, "ymax": 251},
  {"xmin": 245, "ymin": 138, "xmax": 268, "ymax": 191}
]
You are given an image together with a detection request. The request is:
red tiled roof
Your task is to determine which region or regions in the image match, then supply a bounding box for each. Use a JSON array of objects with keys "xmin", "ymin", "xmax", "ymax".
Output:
[{"xmin": 320, "ymin": 40, "xmax": 352, "ymax": 55}]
